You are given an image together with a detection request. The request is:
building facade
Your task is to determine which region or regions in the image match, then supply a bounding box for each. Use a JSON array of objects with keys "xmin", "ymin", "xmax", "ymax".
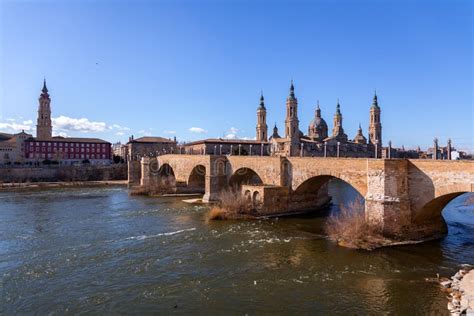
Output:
[
  {"xmin": 265, "ymin": 82, "xmax": 377, "ymax": 158},
  {"xmin": 183, "ymin": 138, "xmax": 270, "ymax": 156},
  {"xmin": 0, "ymin": 131, "xmax": 33, "ymax": 164},
  {"xmin": 126, "ymin": 136, "xmax": 178, "ymax": 161},
  {"xmin": 21, "ymin": 80, "xmax": 112, "ymax": 165}
]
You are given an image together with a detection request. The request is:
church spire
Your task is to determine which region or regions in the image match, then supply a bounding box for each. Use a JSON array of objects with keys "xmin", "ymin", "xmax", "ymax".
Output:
[
  {"xmin": 372, "ymin": 90, "xmax": 379, "ymax": 108},
  {"xmin": 256, "ymin": 91, "xmax": 267, "ymax": 142},
  {"xmin": 259, "ymin": 91, "xmax": 265, "ymax": 109},
  {"xmin": 336, "ymin": 99, "xmax": 341, "ymax": 115},
  {"xmin": 41, "ymin": 78, "xmax": 49, "ymax": 98},
  {"xmin": 42, "ymin": 78, "xmax": 48, "ymax": 92},
  {"xmin": 288, "ymin": 80, "xmax": 295, "ymax": 99},
  {"xmin": 316, "ymin": 100, "xmax": 321, "ymax": 117}
]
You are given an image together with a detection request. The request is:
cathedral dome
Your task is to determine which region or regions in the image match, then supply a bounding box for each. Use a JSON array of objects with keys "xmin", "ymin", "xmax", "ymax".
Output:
[
  {"xmin": 308, "ymin": 102, "xmax": 329, "ymax": 141},
  {"xmin": 309, "ymin": 116, "xmax": 328, "ymax": 130}
]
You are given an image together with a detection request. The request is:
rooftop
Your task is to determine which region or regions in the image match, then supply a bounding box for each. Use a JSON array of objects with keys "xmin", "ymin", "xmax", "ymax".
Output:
[
  {"xmin": 184, "ymin": 138, "xmax": 266, "ymax": 146},
  {"xmin": 28, "ymin": 136, "xmax": 111, "ymax": 144},
  {"xmin": 128, "ymin": 136, "xmax": 176, "ymax": 144}
]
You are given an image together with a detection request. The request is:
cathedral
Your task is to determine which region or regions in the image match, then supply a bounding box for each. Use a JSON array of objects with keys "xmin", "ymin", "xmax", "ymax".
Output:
[{"xmin": 256, "ymin": 81, "xmax": 382, "ymax": 158}]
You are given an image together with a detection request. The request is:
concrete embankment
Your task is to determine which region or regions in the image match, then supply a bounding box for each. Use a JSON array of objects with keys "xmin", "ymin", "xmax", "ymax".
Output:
[
  {"xmin": 440, "ymin": 266, "xmax": 474, "ymax": 315},
  {"xmin": 0, "ymin": 180, "xmax": 128, "ymax": 191}
]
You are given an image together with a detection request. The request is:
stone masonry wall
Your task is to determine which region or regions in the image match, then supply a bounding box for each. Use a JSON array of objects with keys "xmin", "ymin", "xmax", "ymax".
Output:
[{"xmin": 0, "ymin": 164, "xmax": 127, "ymax": 183}]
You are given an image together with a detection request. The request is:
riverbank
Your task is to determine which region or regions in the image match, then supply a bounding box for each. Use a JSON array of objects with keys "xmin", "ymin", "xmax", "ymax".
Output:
[
  {"xmin": 441, "ymin": 266, "xmax": 474, "ymax": 315},
  {"xmin": 0, "ymin": 180, "xmax": 128, "ymax": 191}
]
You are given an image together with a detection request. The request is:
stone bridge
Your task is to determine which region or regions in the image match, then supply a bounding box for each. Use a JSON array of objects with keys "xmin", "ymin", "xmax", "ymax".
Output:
[{"xmin": 130, "ymin": 154, "xmax": 474, "ymax": 240}]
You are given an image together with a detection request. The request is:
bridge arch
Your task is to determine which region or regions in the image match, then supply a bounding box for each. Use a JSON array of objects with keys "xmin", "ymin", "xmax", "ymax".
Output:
[
  {"xmin": 149, "ymin": 163, "xmax": 176, "ymax": 193},
  {"xmin": 291, "ymin": 174, "xmax": 364, "ymax": 213},
  {"xmin": 293, "ymin": 172, "xmax": 366, "ymax": 198},
  {"xmin": 228, "ymin": 167, "xmax": 263, "ymax": 190},
  {"xmin": 413, "ymin": 183, "xmax": 473, "ymax": 222},
  {"xmin": 188, "ymin": 164, "xmax": 206, "ymax": 193}
]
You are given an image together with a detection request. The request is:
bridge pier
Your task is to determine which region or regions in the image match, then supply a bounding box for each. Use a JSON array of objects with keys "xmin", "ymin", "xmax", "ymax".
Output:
[
  {"xmin": 365, "ymin": 160, "xmax": 412, "ymax": 237},
  {"xmin": 202, "ymin": 174, "xmax": 227, "ymax": 202},
  {"xmin": 140, "ymin": 157, "xmax": 151, "ymax": 187}
]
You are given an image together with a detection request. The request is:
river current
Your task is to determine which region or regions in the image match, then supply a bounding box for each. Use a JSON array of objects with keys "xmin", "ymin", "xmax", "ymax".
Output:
[{"xmin": 1, "ymin": 181, "xmax": 473, "ymax": 314}]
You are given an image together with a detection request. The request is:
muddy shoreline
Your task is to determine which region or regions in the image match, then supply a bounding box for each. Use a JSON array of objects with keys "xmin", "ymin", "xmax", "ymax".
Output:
[{"xmin": 0, "ymin": 180, "xmax": 128, "ymax": 191}]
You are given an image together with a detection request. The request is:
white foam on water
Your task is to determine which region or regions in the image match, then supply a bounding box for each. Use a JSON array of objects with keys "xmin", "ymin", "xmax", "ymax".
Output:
[{"xmin": 125, "ymin": 227, "xmax": 196, "ymax": 241}]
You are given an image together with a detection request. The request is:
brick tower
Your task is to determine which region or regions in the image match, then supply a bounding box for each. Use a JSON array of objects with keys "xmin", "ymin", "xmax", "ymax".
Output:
[
  {"xmin": 284, "ymin": 81, "xmax": 300, "ymax": 155},
  {"xmin": 256, "ymin": 92, "xmax": 268, "ymax": 142},
  {"xmin": 368, "ymin": 91, "xmax": 382, "ymax": 147},
  {"xmin": 36, "ymin": 79, "xmax": 52, "ymax": 139}
]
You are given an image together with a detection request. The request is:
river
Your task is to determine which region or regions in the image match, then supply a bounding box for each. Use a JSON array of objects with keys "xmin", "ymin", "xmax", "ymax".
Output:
[{"xmin": 1, "ymin": 180, "xmax": 473, "ymax": 314}]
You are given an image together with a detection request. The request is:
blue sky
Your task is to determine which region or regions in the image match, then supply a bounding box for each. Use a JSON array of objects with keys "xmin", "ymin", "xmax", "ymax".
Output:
[{"xmin": 0, "ymin": 0, "xmax": 472, "ymax": 151}]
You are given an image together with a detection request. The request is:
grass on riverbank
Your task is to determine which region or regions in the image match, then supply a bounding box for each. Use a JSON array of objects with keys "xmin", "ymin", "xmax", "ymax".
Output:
[
  {"xmin": 205, "ymin": 190, "xmax": 255, "ymax": 222},
  {"xmin": 325, "ymin": 198, "xmax": 387, "ymax": 250}
]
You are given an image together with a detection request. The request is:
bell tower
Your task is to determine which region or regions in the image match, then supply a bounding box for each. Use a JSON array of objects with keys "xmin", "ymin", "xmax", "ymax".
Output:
[
  {"xmin": 284, "ymin": 81, "xmax": 300, "ymax": 156},
  {"xmin": 369, "ymin": 91, "xmax": 382, "ymax": 146},
  {"xmin": 331, "ymin": 100, "xmax": 348, "ymax": 142},
  {"xmin": 36, "ymin": 79, "xmax": 52, "ymax": 139},
  {"xmin": 256, "ymin": 92, "xmax": 268, "ymax": 142},
  {"xmin": 284, "ymin": 80, "xmax": 299, "ymax": 142}
]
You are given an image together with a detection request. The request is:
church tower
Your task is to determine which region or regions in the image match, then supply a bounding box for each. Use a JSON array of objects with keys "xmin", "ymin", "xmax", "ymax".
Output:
[
  {"xmin": 331, "ymin": 100, "xmax": 348, "ymax": 142},
  {"xmin": 368, "ymin": 91, "xmax": 382, "ymax": 146},
  {"xmin": 36, "ymin": 79, "xmax": 52, "ymax": 139},
  {"xmin": 285, "ymin": 80, "xmax": 299, "ymax": 142},
  {"xmin": 256, "ymin": 92, "xmax": 268, "ymax": 142},
  {"xmin": 284, "ymin": 81, "xmax": 300, "ymax": 156}
]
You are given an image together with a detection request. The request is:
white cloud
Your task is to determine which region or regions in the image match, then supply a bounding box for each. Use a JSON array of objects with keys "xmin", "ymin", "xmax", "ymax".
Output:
[
  {"xmin": 189, "ymin": 127, "xmax": 207, "ymax": 134},
  {"xmin": 1, "ymin": 116, "xmax": 131, "ymax": 138},
  {"xmin": 116, "ymin": 132, "xmax": 125, "ymax": 136},
  {"xmin": 52, "ymin": 116, "xmax": 107, "ymax": 133},
  {"xmin": 229, "ymin": 127, "xmax": 239, "ymax": 134},
  {"xmin": 109, "ymin": 124, "xmax": 130, "ymax": 131},
  {"xmin": 0, "ymin": 119, "xmax": 33, "ymax": 132},
  {"xmin": 138, "ymin": 129, "xmax": 153, "ymax": 136},
  {"xmin": 164, "ymin": 130, "xmax": 176, "ymax": 135},
  {"xmin": 224, "ymin": 126, "xmax": 249, "ymax": 140}
]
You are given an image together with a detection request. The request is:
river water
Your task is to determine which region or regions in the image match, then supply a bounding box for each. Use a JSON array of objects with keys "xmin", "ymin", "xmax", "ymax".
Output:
[{"xmin": 1, "ymin": 181, "xmax": 473, "ymax": 315}]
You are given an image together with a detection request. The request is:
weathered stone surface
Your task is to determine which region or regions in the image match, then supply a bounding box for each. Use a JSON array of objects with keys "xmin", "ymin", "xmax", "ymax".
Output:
[
  {"xmin": 0, "ymin": 164, "xmax": 127, "ymax": 183},
  {"xmin": 132, "ymin": 155, "xmax": 474, "ymax": 240}
]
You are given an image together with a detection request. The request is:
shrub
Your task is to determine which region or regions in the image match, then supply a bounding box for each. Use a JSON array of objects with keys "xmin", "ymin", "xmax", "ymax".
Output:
[
  {"xmin": 325, "ymin": 197, "xmax": 384, "ymax": 250},
  {"xmin": 206, "ymin": 189, "xmax": 254, "ymax": 221}
]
